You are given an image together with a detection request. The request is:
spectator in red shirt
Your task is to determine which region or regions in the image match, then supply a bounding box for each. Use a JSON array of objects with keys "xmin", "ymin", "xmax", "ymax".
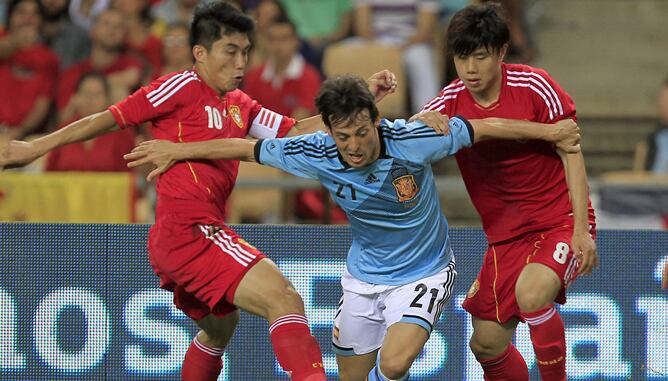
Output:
[
  {"xmin": 243, "ymin": 15, "xmax": 320, "ymax": 120},
  {"xmin": 243, "ymin": 15, "xmax": 346, "ymax": 223},
  {"xmin": 47, "ymin": 72, "xmax": 136, "ymax": 172},
  {"xmin": 112, "ymin": 0, "xmax": 163, "ymax": 78},
  {"xmin": 0, "ymin": 0, "xmax": 59, "ymax": 140},
  {"xmin": 56, "ymin": 7, "xmax": 143, "ymax": 111}
]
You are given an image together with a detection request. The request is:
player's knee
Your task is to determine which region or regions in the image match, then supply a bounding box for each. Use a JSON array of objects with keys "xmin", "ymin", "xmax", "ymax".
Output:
[
  {"xmin": 515, "ymin": 287, "xmax": 552, "ymax": 312},
  {"xmin": 378, "ymin": 352, "xmax": 411, "ymax": 379},
  {"xmin": 469, "ymin": 334, "xmax": 505, "ymax": 360},
  {"xmin": 201, "ymin": 311, "xmax": 239, "ymax": 348},
  {"xmin": 265, "ymin": 282, "xmax": 305, "ymax": 314}
]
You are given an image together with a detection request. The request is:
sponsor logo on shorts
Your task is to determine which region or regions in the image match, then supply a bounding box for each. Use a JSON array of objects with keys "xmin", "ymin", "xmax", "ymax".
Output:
[
  {"xmin": 229, "ymin": 105, "xmax": 243, "ymax": 129},
  {"xmin": 467, "ymin": 279, "xmax": 480, "ymax": 298}
]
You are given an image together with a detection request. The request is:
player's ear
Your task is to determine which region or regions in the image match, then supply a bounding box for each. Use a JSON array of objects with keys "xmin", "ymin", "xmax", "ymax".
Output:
[
  {"xmin": 498, "ymin": 43, "xmax": 509, "ymax": 61},
  {"xmin": 192, "ymin": 45, "xmax": 207, "ymax": 64}
]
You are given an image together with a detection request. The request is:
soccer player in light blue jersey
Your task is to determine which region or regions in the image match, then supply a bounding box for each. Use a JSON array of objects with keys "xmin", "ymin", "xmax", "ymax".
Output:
[{"xmin": 125, "ymin": 75, "xmax": 580, "ymax": 381}]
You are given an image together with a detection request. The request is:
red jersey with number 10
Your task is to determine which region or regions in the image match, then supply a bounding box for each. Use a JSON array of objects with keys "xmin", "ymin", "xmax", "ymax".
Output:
[
  {"xmin": 109, "ymin": 70, "xmax": 295, "ymax": 220},
  {"xmin": 423, "ymin": 63, "xmax": 595, "ymax": 244}
]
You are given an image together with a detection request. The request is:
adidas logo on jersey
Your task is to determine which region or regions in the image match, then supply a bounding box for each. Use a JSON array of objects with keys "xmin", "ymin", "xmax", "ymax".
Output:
[{"xmin": 365, "ymin": 173, "xmax": 380, "ymax": 184}]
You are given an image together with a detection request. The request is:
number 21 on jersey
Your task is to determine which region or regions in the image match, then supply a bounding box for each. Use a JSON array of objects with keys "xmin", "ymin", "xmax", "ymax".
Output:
[{"xmin": 204, "ymin": 105, "xmax": 223, "ymax": 130}]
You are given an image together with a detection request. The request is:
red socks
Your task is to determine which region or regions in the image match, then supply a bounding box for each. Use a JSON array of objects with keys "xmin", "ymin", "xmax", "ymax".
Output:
[
  {"xmin": 479, "ymin": 344, "xmax": 529, "ymax": 381},
  {"xmin": 181, "ymin": 335, "xmax": 224, "ymax": 381},
  {"xmin": 269, "ymin": 314, "xmax": 326, "ymax": 381},
  {"xmin": 521, "ymin": 305, "xmax": 567, "ymax": 381}
]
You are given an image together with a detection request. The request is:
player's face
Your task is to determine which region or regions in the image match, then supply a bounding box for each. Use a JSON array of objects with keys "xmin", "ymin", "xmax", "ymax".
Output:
[
  {"xmin": 329, "ymin": 110, "xmax": 381, "ymax": 168},
  {"xmin": 453, "ymin": 45, "xmax": 507, "ymax": 102},
  {"xmin": 195, "ymin": 31, "xmax": 251, "ymax": 94}
]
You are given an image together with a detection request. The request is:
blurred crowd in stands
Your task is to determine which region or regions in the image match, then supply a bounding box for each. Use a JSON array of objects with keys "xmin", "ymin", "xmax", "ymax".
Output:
[{"xmin": 0, "ymin": 0, "xmax": 664, "ymax": 224}]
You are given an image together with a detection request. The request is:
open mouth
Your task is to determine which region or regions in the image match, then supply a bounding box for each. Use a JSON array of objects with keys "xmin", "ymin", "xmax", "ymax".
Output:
[{"xmin": 348, "ymin": 153, "xmax": 364, "ymax": 164}]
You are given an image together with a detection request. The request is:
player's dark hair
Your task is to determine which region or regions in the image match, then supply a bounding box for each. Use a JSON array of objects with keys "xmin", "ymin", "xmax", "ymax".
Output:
[
  {"xmin": 190, "ymin": 1, "xmax": 255, "ymax": 50},
  {"xmin": 316, "ymin": 75, "xmax": 379, "ymax": 130},
  {"xmin": 446, "ymin": 2, "xmax": 510, "ymax": 57}
]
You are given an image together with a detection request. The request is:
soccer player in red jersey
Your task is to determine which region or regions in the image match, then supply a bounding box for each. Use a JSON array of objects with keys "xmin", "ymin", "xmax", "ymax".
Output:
[
  {"xmin": 422, "ymin": 4, "xmax": 598, "ymax": 380},
  {"xmin": 0, "ymin": 3, "xmax": 397, "ymax": 380}
]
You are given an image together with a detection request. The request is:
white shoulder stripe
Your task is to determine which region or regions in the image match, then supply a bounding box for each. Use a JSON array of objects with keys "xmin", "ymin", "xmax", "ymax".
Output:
[
  {"xmin": 507, "ymin": 75, "xmax": 559, "ymax": 117},
  {"xmin": 151, "ymin": 76, "xmax": 198, "ymax": 107},
  {"xmin": 507, "ymin": 70, "xmax": 564, "ymax": 115},
  {"xmin": 507, "ymin": 81, "xmax": 555, "ymax": 120},
  {"xmin": 147, "ymin": 71, "xmax": 194, "ymax": 100},
  {"xmin": 147, "ymin": 71, "xmax": 198, "ymax": 107},
  {"xmin": 422, "ymin": 85, "xmax": 465, "ymax": 112}
]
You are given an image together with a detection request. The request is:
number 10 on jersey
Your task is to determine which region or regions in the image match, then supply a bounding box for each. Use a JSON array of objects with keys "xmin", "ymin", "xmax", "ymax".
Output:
[{"xmin": 205, "ymin": 106, "xmax": 223, "ymax": 130}]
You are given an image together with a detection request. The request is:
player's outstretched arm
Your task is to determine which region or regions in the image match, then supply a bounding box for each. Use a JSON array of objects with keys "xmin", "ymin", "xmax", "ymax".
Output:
[
  {"xmin": 0, "ymin": 110, "xmax": 117, "ymax": 170},
  {"xmin": 470, "ymin": 118, "xmax": 581, "ymax": 153},
  {"xmin": 125, "ymin": 139, "xmax": 257, "ymax": 181},
  {"xmin": 558, "ymin": 149, "xmax": 598, "ymax": 275}
]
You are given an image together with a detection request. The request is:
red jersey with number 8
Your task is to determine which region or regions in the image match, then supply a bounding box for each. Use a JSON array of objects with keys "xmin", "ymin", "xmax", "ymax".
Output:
[{"xmin": 423, "ymin": 63, "xmax": 595, "ymax": 244}]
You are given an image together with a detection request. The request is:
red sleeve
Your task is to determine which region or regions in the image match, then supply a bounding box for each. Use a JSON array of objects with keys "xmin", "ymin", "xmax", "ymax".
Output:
[
  {"xmin": 108, "ymin": 71, "xmax": 198, "ymax": 129},
  {"xmin": 296, "ymin": 66, "xmax": 321, "ymax": 113},
  {"xmin": 530, "ymin": 68, "xmax": 577, "ymax": 123}
]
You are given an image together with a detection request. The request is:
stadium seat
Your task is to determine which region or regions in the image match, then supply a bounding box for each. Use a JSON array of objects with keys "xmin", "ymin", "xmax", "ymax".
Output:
[{"xmin": 322, "ymin": 41, "xmax": 408, "ymax": 119}]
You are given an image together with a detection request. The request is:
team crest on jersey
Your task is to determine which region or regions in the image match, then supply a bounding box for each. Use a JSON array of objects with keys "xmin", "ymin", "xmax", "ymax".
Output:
[
  {"xmin": 390, "ymin": 167, "xmax": 418, "ymax": 202},
  {"xmin": 228, "ymin": 105, "xmax": 243, "ymax": 129},
  {"xmin": 467, "ymin": 279, "xmax": 480, "ymax": 298}
]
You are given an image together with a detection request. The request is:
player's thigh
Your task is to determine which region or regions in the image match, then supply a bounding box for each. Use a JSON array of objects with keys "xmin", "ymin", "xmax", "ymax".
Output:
[
  {"xmin": 332, "ymin": 279, "xmax": 386, "ymax": 357},
  {"xmin": 337, "ymin": 351, "xmax": 377, "ymax": 381},
  {"xmin": 470, "ymin": 317, "xmax": 519, "ymax": 358},
  {"xmin": 518, "ymin": 227, "xmax": 584, "ymax": 310},
  {"xmin": 379, "ymin": 322, "xmax": 429, "ymax": 369},
  {"xmin": 384, "ymin": 261, "xmax": 457, "ymax": 333},
  {"xmin": 233, "ymin": 258, "xmax": 304, "ymax": 320},
  {"xmin": 195, "ymin": 310, "xmax": 240, "ymax": 348},
  {"xmin": 515, "ymin": 263, "xmax": 561, "ymax": 311}
]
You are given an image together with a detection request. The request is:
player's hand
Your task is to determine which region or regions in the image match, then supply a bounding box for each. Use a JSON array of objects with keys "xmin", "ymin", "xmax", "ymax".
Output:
[
  {"xmin": 571, "ymin": 230, "xmax": 598, "ymax": 275},
  {"xmin": 662, "ymin": 259, "xmax": 668, "ymax": 289},
  {"xmin": 553, "ymin": 119, "xmax": 581, "ymax": 153},
  {"xmin": 367, "ymin": 70, "xmax": 397, "ymax": 104},
  {"xmin": 124, "ymin": 140, "xmax": 179, "ymax": 181},
  {"xmin": 0, "ymin": 140, "xmax": 40, "ymax": 170},
  {"xmin": 408, "ymin": 111, "xmax": 450, "ymax": 135}
]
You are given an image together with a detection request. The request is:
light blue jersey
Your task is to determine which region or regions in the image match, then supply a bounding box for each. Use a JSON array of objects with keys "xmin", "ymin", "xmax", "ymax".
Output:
[{"xmin": 256, "ymin": 117, "xmax": 473, "ymax": 285}]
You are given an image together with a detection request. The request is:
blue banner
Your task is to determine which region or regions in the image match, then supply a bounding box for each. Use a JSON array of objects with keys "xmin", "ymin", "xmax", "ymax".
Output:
[{"xmin": 0, "ymin": 224, "xmax": 666, "ymax": 380}]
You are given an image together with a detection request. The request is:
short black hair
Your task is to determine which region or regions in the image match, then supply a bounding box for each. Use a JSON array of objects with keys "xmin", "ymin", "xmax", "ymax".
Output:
[
  {"xmin": 190, "ymin": 1, "xmax": 255, "ymax": 50},
  {"xmin": 447, "ymin": 2, "xmax": 509, "ymax": 57},
  {"xmin": 315, "ymin": 75, "xmax": 379, "ymax": 130}
]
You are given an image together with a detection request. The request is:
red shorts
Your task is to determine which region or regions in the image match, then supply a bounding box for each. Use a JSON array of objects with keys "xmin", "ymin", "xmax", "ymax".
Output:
[
  {"xmin": 462, "ymin": 225, "xmax": 596, "ymax": 324},
  {"xmin": 148, "ymin": 215, "xmax": 265, "ymax": 320}
]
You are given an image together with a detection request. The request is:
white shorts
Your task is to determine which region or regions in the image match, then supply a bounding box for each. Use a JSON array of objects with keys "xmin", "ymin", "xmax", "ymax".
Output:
[{"xmin": 332, "ymin": 260, "xmax": 457, "ymax": 356}]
